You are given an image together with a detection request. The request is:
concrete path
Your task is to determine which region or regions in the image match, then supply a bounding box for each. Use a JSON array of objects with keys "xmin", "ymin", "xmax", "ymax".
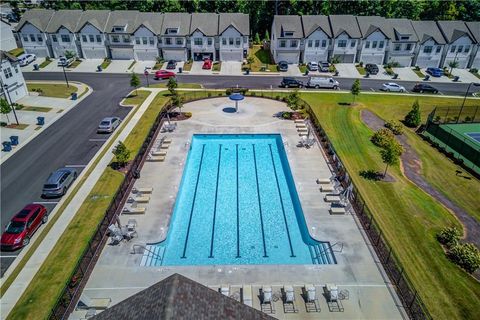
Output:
[
  {"xmin": 284, "ymin": 64, "xmax": 302, "ymax": 76},
  {"xmin": 452, "ymin": 68, "xmax": 480, "ymax": 83},
  {"xmin": 335, "ymin": 63, "xmax": 361, "ymax": 78},
  {"xmin": 393, "ymin": 67, "xmax": 423, "ymax": 81},
  {"xmin": 220, "ymin": 61, "xmax": 242, "ymax": 75},
  {"xmin": 19, "ymin": 58, "xmax": 45, "ymax": 72},
  {"xmin": 104, "ymin": 60, "xmax": 134, "ymax": 73}
]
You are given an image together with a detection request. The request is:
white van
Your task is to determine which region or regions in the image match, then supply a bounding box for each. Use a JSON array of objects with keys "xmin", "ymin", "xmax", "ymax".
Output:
[{"xmin": 306, "ymin": 77, "xmax": 339, "ymax": 89}]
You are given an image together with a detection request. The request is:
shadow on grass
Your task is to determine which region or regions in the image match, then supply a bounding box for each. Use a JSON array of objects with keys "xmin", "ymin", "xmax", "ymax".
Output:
[
  {"xmin": 359, "ymin": 169, "xmax": 383, "ymax": 181},
  {"xmin": 338, "ymin": 102, "xmax": 352, "ymax": 106}
]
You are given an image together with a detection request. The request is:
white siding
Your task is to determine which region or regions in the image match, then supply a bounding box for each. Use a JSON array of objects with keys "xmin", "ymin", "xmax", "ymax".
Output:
[
  {"xmin": 79, "ymin": 23, "xmax": 107, "ymax": 59},
  {"xmin": 190, "ymin": 30, "xmax": 215, "ymax": 60},
  {"xmin": 1, "ymin": 59, "xmax": 27, "ymax": 103},
  {"xmin": 359, "ymin": 31, "xmax": 388, "ymax": 65},
  {"xmin": 49, "ymin": 27, "xmax": 78, "ymax": 58},
  {"xmin": 18, "ymin": 23, "xmax": 49, "ymax": 57},
  {"xmin": 332, "ymin": 32, "xmax": 358, "ymax": 63},
  {"xmin": 133, "ymin": 26, "xmax": 158, "ymax": 60},
  {"xmin": 219, "ymin": 26, "xmax": 245, "ymax": 61},
  {"xmin": 1, "ymin": 21, "xmax": 17, "ymax": 51},
  {"xmin": 443, "ymin": 35, "xmax": 473, "ymax": 69},
  {"xmin": 414, "ymin": 39, "xmax": 444, "ymax": 68},
  {"xmin": 303, "ymin": 29, "xmax": 329, "ymax": 63}
]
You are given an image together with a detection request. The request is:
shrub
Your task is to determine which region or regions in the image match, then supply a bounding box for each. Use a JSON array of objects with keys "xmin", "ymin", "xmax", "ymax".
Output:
[
  {"xmin": 184, "ymin": 112, "xmax": 192, "ymax": 118},
  {"xmin": 470, "ymin": 68, "xmax": 478, "ymax": 74},
  {"xmin": 370, "ymin": 128, "xmax": 395, "ymax": 148},
  {"xmin": 358, "ymin": 61, "xmax": 363, "ymax": 67},
  {"xmin": 384, "ymin": 120, "xmax": 404, "ymax": 135},
  {"xmin": 207, "ymin": 93, "xmax": 212, "ymax": 97},
  {"xmin": 404, "ymin": 100, "xmax": 421, "ymax": 127},
  {"xmin": 251, "ymin": 92, "xmax": 256, "ymax": 96},
  {"xmin": 464, "ymin": 116, "xmax": 472, "ymax": 122},
  {"xmin": 447, "ymin": 243, "xmax": 480, "ymax": 274},
  {"xmin": 112, "ymin": 141, "xmax": 130, "ymax": 167},
  {"xmin": 437, "ymin": 227, "xmax": 461, "ymax": 248},
  {"xmin": 275, "ymin": 95, "xmax": 280, "ymax": 100},
  {"xmin": 226, "ymin": 88, "xmax": 248, "ymax": 95},
  {"xmin": 414, "ymin": 65, "xmax": 420, "ymax": 71},
  {"xmin": 0, "ymin": 121, "xmax": 6, "ymax": 127},
  {"xmin": 282, "ymin": 112, "xmax": 292, "ymax": 119}
]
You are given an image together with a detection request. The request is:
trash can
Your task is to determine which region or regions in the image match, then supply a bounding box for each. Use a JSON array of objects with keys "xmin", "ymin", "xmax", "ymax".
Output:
[
  {"xmin": 178, "ymin": 67, "xmax": 183, "ymax": 73},
  {"xmin": 97, "ymin": 65, "xmax": 102, "ymax": 72},
  {"xmin": 37, "ymin": 116, "xmax": 45, "ymax": 125},
  {"xmin": 10, "ymin": 135, "xmax": 19, "ymax": 146},
  {"xmin": 334, "ymin": 71, "xmax": 339, "ymax": 76},
  {"xmin": 71, "ymin": 92, "xmax": 77, "ymax": 100},
  {"xmin": 245, "ymin": 69, "xmax": 250, "ymax": 75},
  {"xmin": 2, "ymin": 141, "xmax": 12, "ymax": 152},
  {"xmin": 33, "ymin": 64, "xmax": 39, "ymax": 71},
  {"xmin": 393, "ymin": 73, "xmax": 399, "ymax": 79},
  {"xmin": 424, "ymin": 75, "xmax": 430, "ymax": 81},
  {"xmin": 365, "ymin": 72, "xmax": 370, "ymax": 78},
  {"xmin": 453, "ymin": 76, "xmax": 460, "ymax": 82},
  {"xmin": 133, "ymin": 169, "xmax": 140, "ymax": 179},
  {"xmin": 304, "ymin": 69, "xmax": 309, "ymax": 76}
]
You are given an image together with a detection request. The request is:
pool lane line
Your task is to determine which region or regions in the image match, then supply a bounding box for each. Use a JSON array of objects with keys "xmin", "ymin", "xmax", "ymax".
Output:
[
  {"xmin": 236, "ymin": 144, "xmax": 240, "ymax": 258},
  {"xmin": 268, "ymin": 144, "xmax": 295, "ymax": 258},
  {"xmin": 252, "ymin": 144, "xmax": 268, "ymax": 258},
  {"xmin": 181, "ymin": 144, "xmax": 206, "ymax": 259},
  {"xmin": 209, "ymin": 144, "xmax": 222, "ymax": 258}
]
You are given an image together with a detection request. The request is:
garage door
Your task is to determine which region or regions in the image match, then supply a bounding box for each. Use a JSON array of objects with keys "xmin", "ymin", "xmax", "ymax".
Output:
[
  {"xmin": 415, "ymin": 57, "xmax": 440, "ymax": 68},
  {"xmin": 360, "ymin": 53, "xmax": 384, "ymax": 65},
  {"xmin": 25, "ymin": 47, "xmax": 49, "ymax": 58},
  {"xmin": 83, "ymin": 48, "xmax": 106, "ymax": 59},
  {"xmin": 135, "ymin": 50, "xmax": 159, "ymax": 61},
  {"xmin": 388, "ymin": 56, "xmax": 412, "ymax": 67},
  {"xmin": 444, "ymin": 57, "xmax": 468, "ymax": 69},
  {"xmin": 333, "ymin": 54, "xmax": 355, "ymax": 63},
  {"xmin": 220, "ymin": 50, "xmax": 242, "ymax": 61},
  {"xmin": 193, "ymin": 52, "xmax": 214, "ymax": 61},
  {"xmin": 304, "ymin": 52, "xmax": 328, "ymax": 63},
  {"xmin": 111, "ymin": 48, "xmax": 134, "ymax": 60},
  {"xmin": 163, "ymin": 49, "xmax": 186, "ymax": 61},
  {"xmin": 276, "ymin": 52, "xmax": 299, "ymax": 64},
  {"xmin": 471, "ymin": 56, "xmax": 480, "ymax": 69}
]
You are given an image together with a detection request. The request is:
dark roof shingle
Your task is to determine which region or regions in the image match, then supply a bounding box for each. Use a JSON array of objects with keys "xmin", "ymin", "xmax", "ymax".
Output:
[
  {"xmin": 328, "ymin": 15, "xmax": 361, "ymax": 38},
  {"xmin": 301, "ymin": 15, "xmax": 332, "ymax": 38},
  {"xmin": 356, "ymin": 16, "xmax": 393, "ymax": 39},
  {"xmin": 161, "ymin": 13, "xmax": 191, "ymax": 36},
  {"xmin": 387, "ymin": 18, "xmax": 418, "ymax": 41},
  {"xmin": 219, "ymin": 13, "xmax": 249, "ymax": 35},
  {"xmin": 411, "ymin": 20, "xmax": 446, "ymax": 44},
  {"xmin": 75, "ymin": 10, "xmax": 111, "ymax": 33},
  {"xmin": 45, "ymin": 10, "xmax": 83, "ymax": 33},
  {"xmin": 190, "ymin": 13, "xmax": 218, "ymax": 36},
  {"xmin": 104, "ymin": 10, "xmax": 139, "ymax": 33},
  {"xmin": 15, "ymin": 9, "xmax": 54, "ymax": 32},
  {"xmin": 465, "ymin": 21, "xmax": 480, "ymax": 43},
  {"xmin": 133, "ymin": 12, "xmax": 164, "ymax": 35},
  {"xmin": 437, "ymin": 20, "xmax": 475, "ymax": 43},
  {"xmin": 273, "ymin": 15, "xmax": 303, "ymax": 38}
]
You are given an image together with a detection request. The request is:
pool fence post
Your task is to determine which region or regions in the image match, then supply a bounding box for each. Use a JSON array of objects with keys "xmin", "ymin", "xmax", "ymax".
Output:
[
  {"xmin": 409, "ymin": 290, "xmax": 418, "ymax": 309},
  {"xmin": 396, "ymin": 267, "xmax": 404, "ymax": 285}
]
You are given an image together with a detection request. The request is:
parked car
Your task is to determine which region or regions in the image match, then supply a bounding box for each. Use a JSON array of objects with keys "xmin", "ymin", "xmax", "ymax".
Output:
[
  {"xmin": 154, "ymin": 70, "xmax": 175, "ymax": 80},
  {"xmin": 57, "ymin": 56, "xmax": 74, "ymax": 67},
  {"xmin": 412, "ymin": 83, "xmax": 439, "ymax": 94},
  {"xmin": 166, "ymin": 60, "xmax": 177, "ymax": 69},
  {"xmin": 280, "ymin": 77, "xmax": 303, "ymax": 88},
  {"xmin": 319, "ymin": 61, "xmax": 330, "ymax": 72},
  {"xmin": 1, "ymin": 204, "xmax": 48, "ymax": 250},
  {"xmin": 426, "ymin": 67, "xmax": 444, "ymax": 77},
  {"xmin": 202, "ymin": 59, "xmax": 212, "ymax": 70},
  {"xmin": 18, "ymin": 53, "xmax": 36, "ymax": 67},
  {"xmin": 306, "ymin": 77, "xmax": 339, "ymax": 89},
  {"xmin": 278, "ymin": 61, "xmax": 288, "ymax": 72},
  {"xmin": 307, "ymin": 62, "xmax": 318, "ymax": 71},
  {"xmin": 97, "ymin": 117, "xmax": 121, "ymax": 133},
  {"xmin": 365, "ymin": 64, "xmax": 379, "ymax": 75},
  {"xmin": 42, "ymin": 168, "xmax": 77, "ymax": 198},
  {"xmin": 380, "ymin": 82, "xmax": 406, "ymax": 92}
]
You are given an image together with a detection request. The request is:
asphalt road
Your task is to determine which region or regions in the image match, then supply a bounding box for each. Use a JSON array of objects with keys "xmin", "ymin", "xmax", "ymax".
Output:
[{"xmin": 0, "ymin": 71, "xmax": 477, "ymax": 276}]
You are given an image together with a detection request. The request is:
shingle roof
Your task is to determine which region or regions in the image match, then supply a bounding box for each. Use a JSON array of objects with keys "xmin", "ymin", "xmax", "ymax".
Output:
[
  {"xmin": 437, "ymin": 20, "xmax": 475, "ymax": 43},
  {"xmin": 190, "ymin": 13, "xmax": 218, "ymax": 36},
  {"xmin": 161, "ymin": 12, "xmax": 191, "ymax": 36},
  {"xmin": 0, "ymin": 50, "xmax": 18, "ymax": 63},
  {"xmin": 15, "ymin": 9, "xmax": 54, "ymax": 32},
  {"xmin": 45, "ymin": 10, "xmax": 83, "ymax": 33},
  {"xmin": 105, "ymin": 10, "xmax": 139, "ymax": 33},
  {"xmin": 133, "ymin": 12, "xmax": 163, "ymax": 35},
  {"xmin": 91, "ymin": 274, "xmax": 274, "ymax": 320},
  {"xmin": 273, "ymin": 15, "xmax": 303, "ymax": 38},
  {"xmin": 411, "ymin": 20, "xmax": 446, "ymax": 44},
  {"xmin": 387, "ymin": 18, "xmax": 418, "ymax": 41},
  {"xmin": 465, "ymin": 21, "xmax": 480, "ymax": 43},
  {"xmin": 356, "ymin": 16, "xmax": 392, "ymax": 39},
  {"xmin": 75, "ymin": 10, "xmax": 111, "ymax": 33},
  {"xmin": 219, "ymin": 13, "xmax": 249, "ymax": 35},
  {"xmin": 328, "ymin": 15, "xmax": 361, "ymax": 38},
  {"xmin": 301, "ymin": 15, "xmax": 332, "ymax": 38}
]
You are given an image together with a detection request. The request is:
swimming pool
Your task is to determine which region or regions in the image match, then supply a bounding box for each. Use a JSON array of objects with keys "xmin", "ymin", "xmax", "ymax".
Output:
[{"xmin": 141, "ymin": 134, "xmax": 335, "ymax": 266}]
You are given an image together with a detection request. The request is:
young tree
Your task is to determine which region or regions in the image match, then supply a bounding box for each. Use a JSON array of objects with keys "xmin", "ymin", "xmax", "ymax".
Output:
[
  {"xmin": 254, "ymin": 32, "xmax": 261, "ymax": 44},
  {"xmin": 350, "ymin": 79, "xmax": 360, "ymax": 104},
  {"xmin": 246, "ymin": 56, "xmax": 255, "ymax": 70},
  {"xmin": 448, "ymin": 60, "xmax": 459, "ymax": 76},
  {"xmin": 64, "ymin": 50, "xmax": 76, "ymax": 59},
  {"xmin": 264, "ymin": 30, "xmax": 270, "ymax": 42},
  {"xmin": 130, "ymin": 72, "xmax": 140, "ymax": 96},
  {"xmin": 167, "ymin": 76, "xmax": 178, "ymax": 95},
  {"xmin": 0, "ymin": 98, "xmax": 12, "ymax": 123},
  {"xmin": 404, "ymin": 100, "xmax": 421, "ymax": 127},
  {"xmin": 171, "ymin": 92, "xmax": 185, "ymax": 113},
  {"xmin": 286, "ymin": 89, "xmax": 301, "ymax": 110},
  {"xmin": 112, "ymin": 141, "xmax": 131, "ymax": 167},
  {"xmin": 380, "ymin": 139, "xmax": 403, "ymax": 178}
]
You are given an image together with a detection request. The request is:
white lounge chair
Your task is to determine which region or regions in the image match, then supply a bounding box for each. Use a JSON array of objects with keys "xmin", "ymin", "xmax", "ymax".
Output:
[
  {"xmin": 243, "ymin": 285, "xmax": 253, "ymax": 307},
  {"xmin": 294, "ymin": 119, "xmax": 305, "ymax": 124},
  {"xmin": 132, "ymin": 187, "xmax": 153, "ymax": 194},
  {"xmin": 304, "ymin": 284, "xmax": 320, "ymax": 312},
  {"xmin": 316, "ymin": 178, "xmax": 331, "ymax": 184},
  {"xmin": 151, "ymin": 150, "xmax": 167, "ymax": 156},
  {"xmin": 282, "ymin": 285, "xmax": 298, "ymax": 313},
  {"xmin": 261, "ymin": 286, "xmax": 275, "ymax": 314},
  {"xmin": 107, "ymin": 224, "xmax": 124, "ymax": 245},
  {"xmin": 330, "ymin": 207, "xmax": 346, "ymax": 215},
  {"xmin": 324, "ymin": 195, "xmax": 341, "ymax": 203},
  {"xmin": 220, "ymin": 285, "xmax": 229, "ymax": 296},
  {"xmin": 320, "ymin": 184, "xmax": 335, "ymax": 192},
  {"xmin": 122, "ymin": 206, "xmax": 146, "ymax": 215},
  {"xmin": 77, "ymin": 294, "xmax": 111, "ymax": 310},
  {"xmin": 305, "ymin": 284, "xmax": 316, "ymax": 302}
]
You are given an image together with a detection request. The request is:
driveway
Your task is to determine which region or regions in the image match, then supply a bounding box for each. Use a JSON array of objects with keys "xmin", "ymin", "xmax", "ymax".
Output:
[
  {"xmin": 420, "ymin": 68, "xmax": 452, "ymax": 83},
  {"xmin": 161, "ymin": 61, "xmax": 185, "ymax": 74},
  {"xmin": 72, "ymin": 59, "xmax": 103, "ymax": 73},
  {"xmin": 189, "ymin": 61, "xmax": 212, "ymax": 75},
  {"xmin": 133, "ymin": 61, "xmax": 156, "ymax": 74},
  {"xmin": 335, "ymin": 63, "xmax": 361, "ymax": 78},
  {"xmin": 220, "ymin": 61, "xmax": 242, "ymax": 75},
  {"xmin": 284, "ymin": 64, "xmax": 302, "ymax": 76},
  {"xmin": 451, "ymin": 69, "xmax": 480, "ymax": 83},
  {"xmin": 104, "ymin": 60, "xmax": 135, "ymax": 73},
  {"xmin": 393, "ymin": 67, "xmax": 423, "ymax": 82},
  {"xmin": 20, "ymin": 58, "xmax": 45, "ymax": 72}
]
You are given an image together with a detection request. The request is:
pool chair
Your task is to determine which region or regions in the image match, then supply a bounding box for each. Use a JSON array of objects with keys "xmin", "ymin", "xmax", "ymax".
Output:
[
  {"xmin": 107, "ymin": 224, "xmax": 124, "ymax": 245},
  {"xmin": 220, "ymin": 285, "xmax": 229, "ymax": 296},
  {"xmin": 282, "ymin": 285, "xmax": 298, "ymax": 313},
  {"xmin": 303, "ymin": 284, "xmax": 320, "ymax": 313},
  {"xmin": 242, "ymin": 285, "xmax": 253, "ymax": 307},
  {"xmin": 260, "ymin": 286, "xmax": 275, "ymax": 314},
  {"xmin": 325, "ymin": 283, "xmax": 345, "ymax": 312},
  {"xmin": 77, "ymin": 294, "xmax": 111, "ymax": 310},
  {"xmin": 132, "ymin": 187, "xmax": 153, "ymax": 194}
]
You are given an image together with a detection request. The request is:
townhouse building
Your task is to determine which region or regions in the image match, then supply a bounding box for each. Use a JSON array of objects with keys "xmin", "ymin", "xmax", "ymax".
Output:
[
  {"xmin": 45, "ymin": 10, "xmax": 82, "ymax": 58},
  {"xmin": 328, "ymin": 15, "xmax": 361, "ymax": 63},
  {"xmin": 218, "ymin": 13, "xmax": 249, "ymax": 61},
  {"xmin": 15, "ymin": 9, "xmax": 53, "ymax": 57},
  {"xmin": 437, "ymin": 20, "xmax": 476, "ymax": 69},
  {"xmin": 301, "ymin": 15, "xmax": 332, "ymax": 63},
  {"xmin": 0, "ymin": 51, "xmax": 27, "ymax": 103},
  {"xmin": 270, "ymin": 15, "xmax": 303, "ymax": 64},
  {"xmin": 160, "ymin": 13, "xmax": 190, "ymax": 62},
  {"xmin": 1, "ymin": 19, "xmax": 17, "ymax": 52},
  {"xmin": 411, "ymin": 21, "xmax": 446, "ymax": 68},
  {"xmin": 104, "ymin": 11, "xmax": 138, "ymax": 60},
  {"xmin": 132, "ymin": 12, "xmax": 163, "ymax": 61},
  {"xmin": 76, "ymin": 10, "xmax": 110, "ymax": 59},
  {"xmin": 385, "ymin": 18, "xmax": 418, "ymax": 67},
  {"xmin": 466, "ymin": 22, "xmax": 480, "ymax": 68}
]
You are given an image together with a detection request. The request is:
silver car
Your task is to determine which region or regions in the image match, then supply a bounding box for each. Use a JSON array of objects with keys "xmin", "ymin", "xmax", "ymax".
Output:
[
  {"xmin": 381, "ymin": 82, "xmax": 406, "ymax": 92},
  {"xmin": 97, "ymin": 117, "xmax": 121, "ymax": 133},
  {"xmin": 42, "ymin": 168, "xmax": 77, "ymax": 198}
]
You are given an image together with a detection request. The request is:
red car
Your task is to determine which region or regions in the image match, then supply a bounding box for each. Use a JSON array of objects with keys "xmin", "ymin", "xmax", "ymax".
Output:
[
  {"xmin": 154, "ymin": 70, "xmax": 175, "ymax": 80},
  {"xmin": 202, "ymin": 59, "xmax": 212, "ymax": 69},
  {"xmin": 1, "ymin": 204, "xmax": 48, "ymax": 250}
]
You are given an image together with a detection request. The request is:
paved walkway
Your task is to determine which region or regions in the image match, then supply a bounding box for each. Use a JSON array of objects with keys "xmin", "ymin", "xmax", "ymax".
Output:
[{"xmin": 1, "ymin": 81, "xmax": 91, "ymax": 164}]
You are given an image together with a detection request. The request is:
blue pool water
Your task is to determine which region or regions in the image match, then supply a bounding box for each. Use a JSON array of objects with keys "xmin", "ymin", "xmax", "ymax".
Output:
[{"xmin": 141, "ymin": 134, "xmax": 335, "ymax": 266}]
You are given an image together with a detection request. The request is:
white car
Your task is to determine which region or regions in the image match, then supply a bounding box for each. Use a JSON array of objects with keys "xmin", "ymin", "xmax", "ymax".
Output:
[
  {"xmin": 307, "ymin": 61, "xmax": 318, "ymax": 71},
  {"xmin": 57, "ymin": 56, "xmax": 74, "ymax": 67},
  {"xmin": 381, "ymin": 82, "xmax": 405, "ymax": 92},
  {"xmin": 18, "ymin": 53, "xmax": 36, "ymax": 67}
]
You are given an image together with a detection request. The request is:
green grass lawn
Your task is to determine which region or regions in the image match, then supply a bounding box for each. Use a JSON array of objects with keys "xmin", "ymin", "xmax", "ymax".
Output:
[
  {"xmin": 248, "ymin": 45, "xmax": 277, "ymax": 72},
  {"xmin": 412, "ymin": 68, "xmax": 425, "ymax": 78},
  {"xmin": 182, "ymin": 60, "xmax": 193, "ymax": 71},
  {"xmin": 355, "ymin": 65, "xmax": 366, "ymax": 75},
  {"xmin": 27, "ymin": 83, "xmax": 77, "ymax": 98},
  {"xmin": 20, "ymin": 106, "xmax": 52, "ymax": 112},
  {"xmin": 121, "ymin": 90, "xmax": 150, "ymax": 106},
  {"xmin": 212, "ymin": 61, "xmax": 221, "ymax": 72},
  {"xmin": 69, "ymin": 59, "xmax": 82, "ymax": 68},
  {"xmin": 100, "ymin": 58, "xmax": 111, "ymax": 70},
  {"xmin": 39, "ymin": 59, "xmax": 52, "ymax": 68},
  {"xmin": 8, "ymin": 48, "xmax": 24, "ymax": 57},
  {"xmin": 302, "ymin": 92, "xmax": 480, "ymax": 319}
]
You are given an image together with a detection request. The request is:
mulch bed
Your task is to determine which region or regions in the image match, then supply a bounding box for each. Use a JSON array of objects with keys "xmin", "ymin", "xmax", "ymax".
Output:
[{"xmin": 168, "ymin": 112, "xmax": 191, "ymax": 121}]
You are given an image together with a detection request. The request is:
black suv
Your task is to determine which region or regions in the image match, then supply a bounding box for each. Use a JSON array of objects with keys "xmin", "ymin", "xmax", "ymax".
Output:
[
  {"xmin": 412, "ymin": 83, "xmax": 438, "ymax": 94},
  {"xmin": 280, "ymin": 77, "xmax": 303, "ymax": 88},
  {"xmin": 365, "ymin": 63, "xmax": 379, "ymax": 75},
  {"xmin": 166, "ymin": 60, "xmax": 177, "ymax": 69},
  {"xmin": 278, "ymin": 61, "xmax": 289, "ymax": 72}
]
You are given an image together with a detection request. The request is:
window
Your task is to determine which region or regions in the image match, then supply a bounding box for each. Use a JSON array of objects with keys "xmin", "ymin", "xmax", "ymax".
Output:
[
  {"xmin": 365, "ymin": 41, "xmax": 370, "ymax": 49},
  {"xmin": 111, "ymin": 35, "xmax": 120, "ymax": 43},
  {"xmin": 113, "ymin": 26, "xmax": 125, "ymax": 32},
  {"xmin": 22, "ymin": 35, "xmax": 28, "ymax": 42},
  {"xmin": 280, "ymin": 40, "xmax": 286, "ymax": 47},
  {"xmin": 450, "ymin": 45, "xmax": 456, "ymax": 53},
  {"xmin": 89, "ymin": 35, "xmax": 94, "ymax": 42},
  {"xmin": 457, "ymin": 45, "xmax": 463, "ymax": 53},
  {"xmin": 52, "ymin": 34, "xmax": 57, "ymax": 42},
  {"xmin": 61, "ymin": 34, "xmax": 70, "ymax": 42},
  {"xmin": 235, "ymin": 38, "xmax": 240, "ymax": 46},
  {"xmin": 290, "ymin": 40, "xmax": 297, "ymax": 47},
  {"xmin": 229, "ymin": 38, "xmax": 234, "ymax": 45},
  {"xmin": 379, "ymin": 41, "xmax": 384, "ymax": 49},
  {"xmin": 338, "ymin": 40, "xmax": 347, "ymax": 47},
  {"xmin": 208, "ymin": 38, "xmax": 213, "ymax": 46},
  {"xmin": 82, "ymin": 34, "xmax": 87, "ymax": 42},
  {"xmin": 37, "ymin": 34, "xmax": 43, "ymax": 42},
  {"xmin": 372, "ymin": 41, "xmax": 377, "ymax": 49},
  {"xmin": 3, "ymin": 67, "xmax": 12, "ymax": 79},
  {"xmin": 423, "ymin": 46, "xmax": 432, "ymax": 53},
  {"xmin": 29, "ymin": 34, "xmax": 35, "ymax": 41},
  {"xmin": 284, "ymin": 31, "xmax": 293, "ymax": 36},
  {"xmin": 436, "ymin": 46, "xmax": 441, "ymax": 53},
  {"xmin": 96, "ymin": 35, "xmax": 102, "ymax": 42},
  {"xmin": 122, "ymin": 35, "xmax": 130, "ymax": 42},
  {"xmin": 321, "ymin": 40, "xmax": 327, "ymax": 47},
  {"xmin": 135, "ymin": 37, "xmax": 140, "ymax": 44},
  {"xmin": 350, "ymin": 40, "xmax": 356, "ymax": 47},
  {"xmin": 176, "ymin": 38, "xmax": 183, "ymax": 45},
  {"xmin": 400, "ymin": 36, "xmax": 409, "ymax": 40},
  {"xmin": 14, "ymin": 65, "xmax": 18, "ymax": 73},
  {"xmin": 312, "ymin": 40, "xmax": 318, "ymax": 47},
  {"xmin": 405, "ymin": 43, "xmax": 412, "ymax": 51},
  {"xmin": 149, "ymin": 37, "xmax": 154, "ymax": 45},
  {"xmin": 142, "ymin": 37, "xmax": 147, "ymax": 45},
  {"xmin": 166, "ymin": 28, "xmax": 178, "ymax": 34},
  {"xmin": 165, "ymin": 37, "xmax": 172, "ymax": 45},
  {"xmin": 394, "ymin": 44, "xmax": 401, "ymax": 51},
  {"xmin": 464, "ymin": 45, "xmax": 470, "ymax": 53},
  {"xmin": 194, "ymin": 38, "xmax": 202, "ymax": 45},
  {"xmin": 222, "ymin": 38, "xmax": 227, "ymax": 45},
  {"xmin": 307, "ymin": 40, "xmax": 313, "ymax": 47}
]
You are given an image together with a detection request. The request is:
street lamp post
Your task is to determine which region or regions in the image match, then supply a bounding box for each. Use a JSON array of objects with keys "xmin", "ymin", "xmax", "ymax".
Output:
[
  {"xmin": 457, "ymin": 82, "xmax": 480, "ymax": 123},
  {"xmin": 144, "ymin": 70, "xmax": 150, "ymax": 87},
  {"xmin": 61, "ymin": 64, "xmax": 69, "ymax": 88},
  {"xmin": 2, "ymin": 83, "xmax": 19, "ymax": 125}
]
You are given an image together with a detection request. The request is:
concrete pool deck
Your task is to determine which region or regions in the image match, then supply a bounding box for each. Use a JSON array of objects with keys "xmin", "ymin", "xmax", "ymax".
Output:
[{"xmin": 77, "ymin": 97, "xmax": 406, "ymax": 319}]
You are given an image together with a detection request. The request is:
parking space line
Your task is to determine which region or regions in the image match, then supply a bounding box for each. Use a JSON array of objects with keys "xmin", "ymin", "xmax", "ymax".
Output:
[
  {"xmin": 370, "ymin": 88, "xmax": 375, "ymax": 92},
  {"xmin": 438, "ymin": 91, "xmax": 444, "ymax": 95},
  {"xmin": 0, "ymin": 255, "xmax": 18, "ymax": 258},
  {"xmin": 32, "ymin": 201, "xmax": 59, "ymax": 205},
  {"xmin": 89, "ymin": 138, "xmax": 108, "ymax": 142},
  {"xmin": 65, "ymin": 165, "xmax": 87, "ymax": 168}
]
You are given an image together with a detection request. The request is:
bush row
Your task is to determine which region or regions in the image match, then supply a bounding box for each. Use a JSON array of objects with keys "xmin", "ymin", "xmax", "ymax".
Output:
[{"xmin": 436, "ymin": 227, "xmax": 480, "ymax": 274}]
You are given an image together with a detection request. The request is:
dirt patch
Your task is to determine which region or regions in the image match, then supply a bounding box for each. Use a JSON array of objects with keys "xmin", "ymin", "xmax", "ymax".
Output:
[
  {"xmin": 361, "ymin": 109, "xmax": 480, "ymax": 250},
  {"xmin": 168, "ymin": 111, "xmax": 191, "ymax": 121}
]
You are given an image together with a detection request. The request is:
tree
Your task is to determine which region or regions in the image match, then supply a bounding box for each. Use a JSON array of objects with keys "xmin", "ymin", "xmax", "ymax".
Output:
[
  {"xmin": 112, "ymin": 141, "xmax": 130, "ymax": 167},
  {"xmin": 130, "ymin": 72, "xmax": 140, "ymax": 96},
  {"xmin": 254, "ymin": 32, "xmax": 261, "ymax": 44},
  {"xmin": 264, "ymin": 29, "xmax": 270, "ymax": 41},
  {"xmin": 350, "ymin": 79, "xmax": 360, "ymax": 104},
  {"xmin": 246, "ymin": 56, "xmax": 255, "ymax": 70},
  {"xmin": 286, "ymin": 89, "xmax": 301, "ymax": 110},
  {"xmin": 171, "ymin": 92, "xmax": 184, "ymax": 113},
  {"xmin": 380, "ymin": 139, "xmax": 403, "ymax": 178},
  {"xmin": 404, "ymin": 100, "xmax": 421, "ymax": 127},
  {"xmin": 167, "ymin": 76, "xmax": 178, "ymax": 95},
  {"xmin": 0, "ymin": 98, "xmax": 12, "ymax": 123},
  {"xmin": 448, "ymin": 59, "xmax": 459, "ymax": 76},
  {"xmin": 64, "ymin": 50, "xmax": 76, "ymax": 59}
]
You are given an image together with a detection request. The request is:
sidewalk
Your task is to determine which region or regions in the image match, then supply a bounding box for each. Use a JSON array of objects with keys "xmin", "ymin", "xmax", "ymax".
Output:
[
  {"xmin": 0, "ymin": 87, "xmax": 165, "ymax": 319},
  {"xmin": 1, "ymin": 81, "xmax": 91, "ymax": 164}
]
